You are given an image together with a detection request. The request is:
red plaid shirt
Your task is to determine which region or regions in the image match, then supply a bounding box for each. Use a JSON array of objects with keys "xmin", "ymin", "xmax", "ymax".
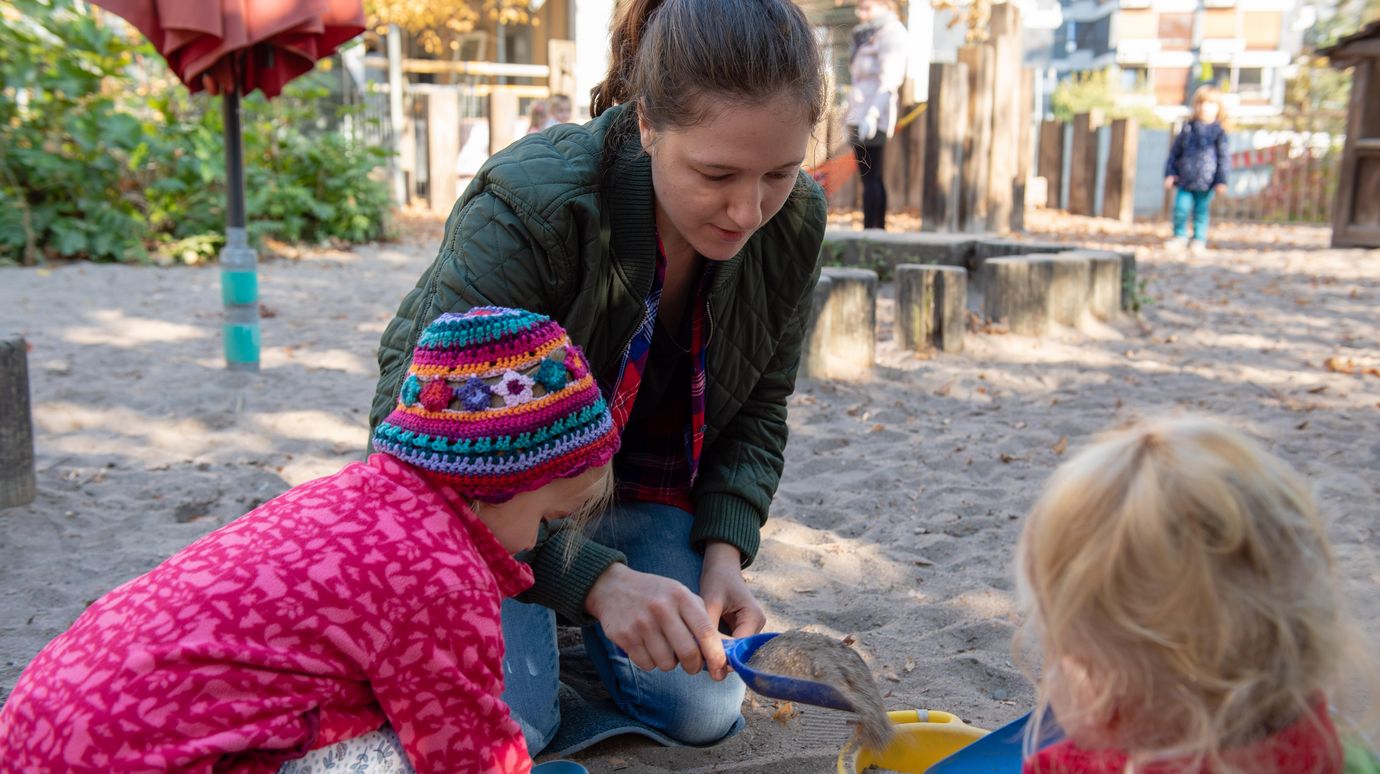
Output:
[{"xmin": 607, "ymin": 240, "xmax": 715, "ymax": 511}]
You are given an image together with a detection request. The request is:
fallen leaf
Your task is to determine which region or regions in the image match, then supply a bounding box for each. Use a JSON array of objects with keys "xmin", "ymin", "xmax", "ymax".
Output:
[
  {"xmin": 772, "ymin": 702, "xmax": 796, "ymax": 723},
  {"xmin": 999, "ymin": 452, "xmax": 1024, "ymax": 463},
  {"xmin": 934, "ymin": 383, "xmax": 953, "ymax": 397},
  {"xmin": 869, "ymin": 423, "xmax": 885, "ymax": 433},
  {"xmin": 1296, "ymin": 420, "xmax": 1309, "ymax": 430},
  {"xmin": 1051, "ymin": 436, "xmax": 1069, "ymax": 455},
  {"xmin": 842, "ymin": 633, "xmax": 858, "ymax": 647},
  {"xmin": 914, "ymin": 558, "xmax": 934, "ymax": 567},
  {"xmin": 903, "ymin": 657, "xmax": 916, "ymax": 673},
  {"xmin": 1307, "ymin": 385, "xmax": 1328, "ymax": 394},
  {"xmin": 1324, "ymin": 356, "xmax": 1356, "ymax": 374}
]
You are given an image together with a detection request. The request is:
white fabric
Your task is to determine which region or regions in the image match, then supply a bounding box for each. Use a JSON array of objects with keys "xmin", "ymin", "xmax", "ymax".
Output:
[{"xmin": 845, "ymin": 12, "xmax": 910, "ymax": 141}]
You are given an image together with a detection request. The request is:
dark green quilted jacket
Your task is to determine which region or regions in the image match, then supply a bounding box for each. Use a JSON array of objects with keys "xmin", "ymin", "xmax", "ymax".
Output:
[{"xmin": 370, "ymin": 104, "xmax": 826, "ymax": 623}]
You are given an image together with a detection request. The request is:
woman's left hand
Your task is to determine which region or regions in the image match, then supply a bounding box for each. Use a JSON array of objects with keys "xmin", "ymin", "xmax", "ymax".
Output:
[
  {"xmin": 1214, "ymin": 183, "xmax": 1227, "ymax": 195},
  {"xmin": 700, "ymin": 542, "xmax": 767, "ymax": 650}
]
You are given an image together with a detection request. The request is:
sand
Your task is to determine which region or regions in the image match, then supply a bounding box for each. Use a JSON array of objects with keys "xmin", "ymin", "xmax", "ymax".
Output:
[{"xmin": 1, "ymin": 210, "xmax": 1377, "ymax": 772}]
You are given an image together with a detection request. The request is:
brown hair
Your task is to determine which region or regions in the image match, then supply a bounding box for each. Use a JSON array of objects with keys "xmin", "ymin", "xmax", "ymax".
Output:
[{"xmin": 590, "ymin": 0, "xmax": 826, "ymax": 129}]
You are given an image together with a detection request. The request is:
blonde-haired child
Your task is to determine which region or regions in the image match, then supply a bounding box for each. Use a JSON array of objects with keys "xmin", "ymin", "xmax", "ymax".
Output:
[
  {"xmin": 0, "ymin": 307, "xmax": 618, "ymax": 773},
  {"xmin": 1164, "ymin": 86, "xmax": 1231, "ymax": 254},
  {"xmin": 1016, "ymin": 416, "xmax": 1376, "ymax": 773}
]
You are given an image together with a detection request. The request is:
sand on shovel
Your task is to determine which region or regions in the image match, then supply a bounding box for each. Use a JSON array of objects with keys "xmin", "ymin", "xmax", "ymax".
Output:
[{"xmin": 747, "ymin": 630, "xmax": 894, "ymax": 750}]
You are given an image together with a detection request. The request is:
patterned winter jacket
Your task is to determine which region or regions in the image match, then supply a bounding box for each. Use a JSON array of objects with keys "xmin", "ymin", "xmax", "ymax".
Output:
[
  {"xmin": 1164, "ymin": 119, "xmax": 1231, "ymax": 192},
  {"xmin": 0, "ymin": 454, "xmax": 533, "ymax": 774}
]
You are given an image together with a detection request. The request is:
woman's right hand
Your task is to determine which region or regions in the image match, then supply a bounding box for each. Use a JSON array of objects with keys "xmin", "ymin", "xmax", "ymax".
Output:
[{"xmin": 584, "ymin": 563, "xmax": 730, "ymax": 680}]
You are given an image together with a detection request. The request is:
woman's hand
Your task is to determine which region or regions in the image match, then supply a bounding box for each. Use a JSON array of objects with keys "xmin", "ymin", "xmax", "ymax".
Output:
[
  {"xmin": 585, "ymin": 563, "xmax": 730, "ymax": 679},
  {"xmin": 700, "ymin": 541, "xmax": 767, "ymax": 647},
  {"xmin": 1163, "ymin": 176, "xmax": 1177, "ymax": 191},
  {"xmin": 1214, "ymin": 183, "xmax": 1227, "ymax": 195}
]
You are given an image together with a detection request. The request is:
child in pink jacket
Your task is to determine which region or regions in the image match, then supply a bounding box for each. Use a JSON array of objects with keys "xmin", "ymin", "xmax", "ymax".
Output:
[{"xmin": 0, "ymin": 307, "xmax": 619, "ymax": 773}]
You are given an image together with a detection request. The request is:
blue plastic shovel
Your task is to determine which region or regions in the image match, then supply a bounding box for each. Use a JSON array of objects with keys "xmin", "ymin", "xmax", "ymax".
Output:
[{"xmin": 723, "ymin": 632, "xmax": 856, "ymax": 711}]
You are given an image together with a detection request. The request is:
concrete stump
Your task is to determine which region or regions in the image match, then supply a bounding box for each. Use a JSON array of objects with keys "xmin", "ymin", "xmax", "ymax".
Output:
[
  {"xmin": 818, "ymin": 229, "xmax": 868, "ymax": 271},
  {"xmin": 1, "ymin": 335, "xmax": 36, "ymax": 510},
  {"xmin": 1047, "ymin": 255, "xmax": 1092, "ymax": 326},
  {"xmin": 819, "ymin": 267, "xmax": 877, "ymax": 379},
  {"xmin": 1076, "ymin": 250, "xmax": 1124, "ymax": 320},
  {"xmin": 896, "ymin": 264, "xmax": 967, "ymax": 353},
  {"xmin": 800, "ymin": 274, "xmax": 833, "ymax": 380},
  {"xmin": 862, "ymin": 232, "xmax": 974, "ymax": 280}
]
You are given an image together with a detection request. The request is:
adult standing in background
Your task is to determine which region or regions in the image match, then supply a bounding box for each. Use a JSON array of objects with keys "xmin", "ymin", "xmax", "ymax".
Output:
[{"xmin": 847, "ymin": 0, "xmax": 909, "ymax": 230}]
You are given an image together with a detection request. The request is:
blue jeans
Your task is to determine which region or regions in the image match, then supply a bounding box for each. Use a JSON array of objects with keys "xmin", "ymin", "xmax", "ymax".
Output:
[
  {"xmin": 1172, "ymin": 187, "xmax": 1215, "ymax": 242},
  {"xmin": 500, "ymin": 501, "xmax": 746, "ymax": 755}
]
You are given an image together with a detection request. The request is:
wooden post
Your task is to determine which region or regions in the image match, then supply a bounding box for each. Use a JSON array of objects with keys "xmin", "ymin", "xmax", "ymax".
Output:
[
  {"xmin": 1013, "ymin": 67, "xmax": 1035, "ymax": 231},
  {"xmin": 386, "ymin": 25, "xmax": 407, "ymax": 206},
  {"xmin": 923, "ymin": 62, "xmax": 969, "ymax": 232},
  {"xmin": 1068, "ymin": 110, "xmax": 1104, "ymax": 216},
  {"xmin": 897, "ymin": 264, "xmax": 967, "ymax": 353},
  {"xmin": 488, "ymin": 90, "xmax": 520, "ymax": 156},
  {"xmin": 1103, "ymin": 117, "xmax": 1139, "ymax": 223},
  {"xmin": 1038, "ymin": 120, "xmax": 1064, "ymax": 209},
  {"xmin": 425, "ymin": 90, "xmax": 459, "ymax": 214},
  {"xmin": 958, "ymin": 45, "xmax": 994, "ymax": 232},
  {"xmin": 986, "ymin": 2, "xmax": 1022, "ymax": 233},
  {"xmin": 1, "ymin": 336, "xmax": 35, "ymax": 510}
]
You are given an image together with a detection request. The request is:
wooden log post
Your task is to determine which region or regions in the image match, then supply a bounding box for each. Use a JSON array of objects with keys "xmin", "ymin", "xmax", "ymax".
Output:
[
  {"xmin": 982, "ymin": 256, "xmax": 1052, "ymax": 335},
  {"xmin": 424, "ymin": 90, "xmax": 459, "ymax": 214},
  {"xmin": 1, "ymin": 335, "xmax": 36, "ymax": 510},
  {"xmin": 986, "ymin": 3, "xmax": 1023, "ymax": 233},
  {"xmin": 800, "ymin": 275, "xmax": 834, "ymax": 380},
  {"xmin": 1046, "ymin": 255, "xmax": 1092, "ymax": 326},
  {"xmin": 897, "ymin": 264, "xmax": 968, "ymax": 353},
  {"xmin": 958, "ymin": 44, "xmax": 995, "ymax": 233},
  {"xmin": 1103, "ymin": 117, "xmax": 1139, "ymax": 224},
  {"xmin": 1038, "ymin": 120, "xmax": 1065, "ymax": 210},
  {"xmin": 1068, "ymin": 110, "xmax": 1104, "ymax": 216},
  {"xmin": 922, "ymin": 62, "xmax": 969, "ymax": 232},
  {"xmin": 819, "ymin": 267, "xmax": 878, "ymax": 378},
  {"xmin": 488, "ymin": 89, "xmax": 520, "ymax": 156},
  {"xmin": 1012, "ymin": 67, "xmax": 1035, "ymax": 231},
  {"xmin": 1079, "ymin": 250, "xmax": 1125, "ymax": 320}
]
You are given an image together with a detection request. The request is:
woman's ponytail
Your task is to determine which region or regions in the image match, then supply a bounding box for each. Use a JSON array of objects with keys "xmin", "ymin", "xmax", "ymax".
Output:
[{"xmin": 590, "ymin": 0, "xmax": 665, "ymax": 118}]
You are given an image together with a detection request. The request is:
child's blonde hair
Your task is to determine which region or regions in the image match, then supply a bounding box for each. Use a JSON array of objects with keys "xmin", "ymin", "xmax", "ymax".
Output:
[
  {"xmin": 1191, "ymin": 84, "xmax": 1230, "ymax": 129},
  {"xmin": 1015, "ymin": 416, "xmax": 1371, "ymax": 772}
]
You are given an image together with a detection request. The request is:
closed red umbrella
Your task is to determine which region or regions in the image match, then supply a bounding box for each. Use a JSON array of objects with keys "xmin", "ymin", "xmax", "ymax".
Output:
[{"xmin": 91, "ymin": 0, "xmax": 365, "ymax": 371}]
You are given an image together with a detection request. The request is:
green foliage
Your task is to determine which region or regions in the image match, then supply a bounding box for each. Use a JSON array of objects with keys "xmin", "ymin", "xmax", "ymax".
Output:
[
  {"xmin": 1277, "ymin": 0, "xmax": 1380, "ymax": 133},
  {"xmin": 1049, "ymin": 69, "xmax": 1167, "ymax": 129},
  {"xmin": 0, "ymin": 0, "xmax": 391, "ymax": 265}
]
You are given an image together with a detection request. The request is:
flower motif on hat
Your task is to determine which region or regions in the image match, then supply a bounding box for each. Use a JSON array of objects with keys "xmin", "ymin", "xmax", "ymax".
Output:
[
  {"xmin": 456, "ymin": 376, "xmax": 493, "ymax": 412},
  {"xmin": 401, "ymin": 374, "xmax": 422, "ymax": 406},
  {"xmin": 419, "ymin": 378, "xmax": 453, "ymax": 412},
  {"xmin": 534, "ymin": 357, "xmax": 568, "ymax": 393},
  {"xmin": 497, "ymin": 370, "xmax": 536, "ymax": 407}
]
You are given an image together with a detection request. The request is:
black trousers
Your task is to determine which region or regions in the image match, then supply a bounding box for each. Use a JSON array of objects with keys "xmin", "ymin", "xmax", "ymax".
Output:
[{"xmin": 853, "ymin": 135, "xmax": 888, "ymax": 230}]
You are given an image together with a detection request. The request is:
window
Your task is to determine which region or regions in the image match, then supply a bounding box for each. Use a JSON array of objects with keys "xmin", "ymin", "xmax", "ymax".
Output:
[
  {"xmin": 1158, "ymin": 13, "xmax": 1193, "ymax": 50},
  {"xmin": 1120, "ymin": 66, "xmax": 1150, "ymax": 92}
]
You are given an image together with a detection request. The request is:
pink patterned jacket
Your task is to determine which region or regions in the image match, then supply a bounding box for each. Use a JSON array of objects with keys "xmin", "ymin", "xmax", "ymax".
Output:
[{"xmin": 0, "ymin": 454, "xmax": 534, "ymax": 773}]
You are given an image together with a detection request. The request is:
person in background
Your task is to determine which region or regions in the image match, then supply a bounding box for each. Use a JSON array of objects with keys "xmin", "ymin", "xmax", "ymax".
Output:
[
  {"xmin": 547, "ymin": 94, "xmax": 573, "ymax": 127},
  {"xmin": 527, "ymin": 99, "xmax": 550, "ymax": 134},
  {"xmin": 1164, "ymin": 85, "xmax": 1231, "ymax": 255},
  {"xmin": 846, "ymin": 0, "xmax": 908, "ymax": 230}
]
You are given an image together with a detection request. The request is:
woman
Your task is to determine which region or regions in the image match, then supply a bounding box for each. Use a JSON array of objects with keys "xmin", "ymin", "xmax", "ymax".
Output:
[
  {"xmin": 846, "ymin": 0, "xmax": 909, "ymax": 230},
  {"xmin": 370, "ymin": 0, "xmax": 828, "ymax": 754}
]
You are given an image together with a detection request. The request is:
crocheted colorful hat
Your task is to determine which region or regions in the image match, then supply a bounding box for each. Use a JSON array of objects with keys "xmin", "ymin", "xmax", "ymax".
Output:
[{"xmin": 372, "ymin": 307, "xmax": 619, "ymax": 503}]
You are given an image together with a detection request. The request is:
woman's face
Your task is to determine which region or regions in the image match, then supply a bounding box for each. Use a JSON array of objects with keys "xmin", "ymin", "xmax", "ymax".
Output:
[{"xmin": 639, "ymin": 93, "xmax": 812, "ymax": 263}]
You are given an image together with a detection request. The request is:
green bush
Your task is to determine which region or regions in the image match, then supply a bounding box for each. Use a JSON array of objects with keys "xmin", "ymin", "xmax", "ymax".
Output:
[{"xmin": 0, "ymin": 0, "xmax": 391, "ymax": 265}]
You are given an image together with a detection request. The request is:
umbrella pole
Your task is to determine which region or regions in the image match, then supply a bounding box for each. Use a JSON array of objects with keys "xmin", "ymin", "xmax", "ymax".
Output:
[{"xmin": 219, "ymin": 87, "xmax": 260, "ymax": 372}]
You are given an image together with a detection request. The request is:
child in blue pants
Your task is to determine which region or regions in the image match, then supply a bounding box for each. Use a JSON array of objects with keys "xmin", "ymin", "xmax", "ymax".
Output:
[{"xmin": 1164, "ymin": 85, "xmax": 1231, "ymax": 253}]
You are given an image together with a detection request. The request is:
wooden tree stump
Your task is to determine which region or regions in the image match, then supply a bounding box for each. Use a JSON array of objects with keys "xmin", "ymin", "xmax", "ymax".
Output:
[
  {"xmin": 897, "ymin": 264, "xmax": 967, "ymax": 354},
  {"xmin": 819, "ymin": 268, "xmax": 877, "ymax": 379},
  {"xmin": 800, "ymin": 275, "xmax": 834, "ymax": 380},
  {"xmin": 1079, "ymin": 251, "xmax": 1125, "ymax": 320},
  {"xmin": 1047, "ymin": 255, "xmax": 1092, "ymax": 326},
  {"xmin": 1, "ymin": 335, "xmax": 36, "ymax": 510}
]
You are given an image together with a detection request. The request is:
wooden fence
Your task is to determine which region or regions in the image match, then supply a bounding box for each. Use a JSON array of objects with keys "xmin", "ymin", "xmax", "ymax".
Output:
[{"xmin": 1212, "ymin": 142, "xmax": 1342, "ymax": 224}]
